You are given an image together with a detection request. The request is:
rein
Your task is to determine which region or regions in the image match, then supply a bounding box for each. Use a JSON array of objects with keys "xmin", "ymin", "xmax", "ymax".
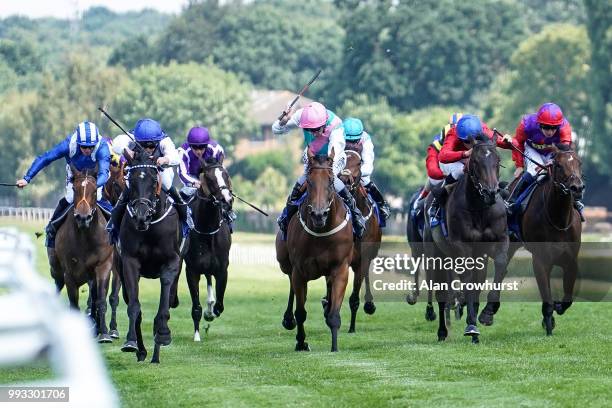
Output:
[{"xmin": 465, "ymin": 142, "xmax": 499, "ymax": 204}]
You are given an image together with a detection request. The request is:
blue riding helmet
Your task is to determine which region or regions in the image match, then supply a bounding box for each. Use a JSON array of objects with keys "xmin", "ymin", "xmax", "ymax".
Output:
[
  {"xmin": 132, "ymin": 118, "xmax": 166, "ymax": 142},
  {"xmin": 75, "ymin": 121, "xmax": 101, "ymax": 146},
  {"xmin": 456, "ymin": 114, "xmax": 482, "ymax": 141},
  {"xmin": 343, "ymin": 117, "xmax": 364, "ymax": 141}
]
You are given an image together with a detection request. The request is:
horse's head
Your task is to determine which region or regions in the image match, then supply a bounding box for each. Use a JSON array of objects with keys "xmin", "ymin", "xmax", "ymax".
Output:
[
  {"xmin": 104, "ymin": 155, "xmax": 126, "ymax": 205},
  {"xmin": 71, "ymin": 164, "xmax": 98, "ymax": 229},
  {"xmin": 339, "ymin": 143, "xmax": 363, "ymax": 192},
  {"xmin": 198, "ymin": 157, "xmax": 233, "ymax": 208},
  {"xmin": 549, "ymin": 144, "xmax": 584, "ymax": 199},
  {"xmin": 466, "ymin": 134, "xmax": 500, "ymax": 206},
  {"xmin": 125, "ymin": 148, "xmax": 162, "ymax": 231},
  {"xmin": 305, "ymin": 148, "xmax": 335, "ymax": 229}
]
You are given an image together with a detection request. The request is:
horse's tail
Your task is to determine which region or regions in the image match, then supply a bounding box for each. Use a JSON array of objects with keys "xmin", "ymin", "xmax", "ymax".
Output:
[{"xmin": 406, "ymin": 186, "xmax": 424, "ymax": 242}]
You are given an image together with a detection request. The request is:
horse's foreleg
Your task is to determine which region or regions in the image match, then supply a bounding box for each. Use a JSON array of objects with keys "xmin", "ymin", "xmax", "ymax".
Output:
[
  {"xmin": 121, "ymin": 258, "xmax": 141, "ymax": 355},
  {"xmin": 533, "ymin": 257, "xmax": 554, "ymax": 335},
  {"xmin": 65, "ymin": 279, "xmax": 80, "ymax": 311},
  {"xmin": 203, "ymin": 275, "xmax": 216, "ymax": 321},
  {"xmin": 213, "ymin": 265, "xmax": 228, "ymax": 318},
  {"xmin": 425, "ymin": 266, "xmax": 436, "ymax": 321},
  {"xmin": 186, "ymin": 265, "xmax": 202, "ymax": 341},
  {"xmin": 327, "ymin": 263, "xmax": 349, "ymax": 352},
  {"xmin": 153, "ymin": 262, "xmax": 177, "ymax": 355},
  {"xmin": 292, "ymin": 272, "xmax": 309, "ymax": 351},
  {"xmin": 363, "ymin": 262, "xmax": 377, "ymax": 315},
  {"xmin": 348, "ymin": 261, "xmax": 366, "ymax": 333},
  {"xmin": 282, "ymin": 274, "xmax": 296, "ymax": 330},
  {"xmin": 109, "ymin": 265, "xmax": 121, "ymax": 338},
  {"xmin": 95, "ymin": 261, "xmax": 112, "ymax": 343},
  {"xmin": 555, "ymin": 257, "xmax": 578, "ymax": 315}
]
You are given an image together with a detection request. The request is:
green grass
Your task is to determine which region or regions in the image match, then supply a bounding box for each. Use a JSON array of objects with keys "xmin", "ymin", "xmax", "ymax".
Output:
[{"xmin": 1, "ymin": 219, "xmax": 611, "ymax": 407}]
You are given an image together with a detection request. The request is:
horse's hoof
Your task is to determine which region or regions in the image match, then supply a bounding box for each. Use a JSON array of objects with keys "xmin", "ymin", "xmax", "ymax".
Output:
[
  {"xmin": 295, "ymin": 342, "xmax": 310, "ymax": 352},
  {"xmin": 405, "ymin": 293, "xmax": 417, "ymax": 305},
  {"xmin": 136, "ymin": 350, "xmax": 147, "ymax": 362},
  {"xmin": 478, "ymin": 311, "xmax": 494, "ymax": 326},
  {"xmin": 282, "ymin": 317, "xmax": 296, "ymax": 331},
  {"xmin": 348, "ymin": 327, "xmax": 355, "ymax": 334},
  {"xmin": 464, "ymin": 325, "xmax": 480, "ymax": 336},
  {"xmin": 471, "ymin": 335, "xmax": 480, "ymax": 344},
  {"xmin": 121, "ymin": 341, "xmax": 138, "ymax": 353},
  {"xmin": 170, "ymin": 297, "xmax": 179, "ymax": 309},
  {"xmin": 97, "ymin": 333, "xmax": 113, "ymax": 344},
  {"xmin": 155, "ymin": 332, "xmax": 172, "ymax": 347},
  {"xmin": 437, "ymin": 330, "xmax": 448, "ymax": 341},
  {"xmin": 554, "ymin": 301, "xmax": 572, "ymax": 315},
  {"xmin": 425, "ymin": 306, "xmax": 436, "ymax": 321},
  {"xmin": 213, "ymin": 304, "xmax": 224, "ymax": 317},
  {"xmin": 194, "ymin": 331, "xmax": 201, "ymax": 342},
  {"xmin": 203, "ymin": 311, "xmax": 215, "ymax": 322},
  {"xmin": 363, "ymin": 301, "xmax": 376, "ymax": 315},
  {"xmin": 109, "ymin": 329, "xmax": 120, "ymax": 339},
  {"xmin": 150, "ymin": 358, "xmax": 159, "ymax": 364}
]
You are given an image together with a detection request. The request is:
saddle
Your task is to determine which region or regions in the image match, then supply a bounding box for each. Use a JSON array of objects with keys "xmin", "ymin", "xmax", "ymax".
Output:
[{"xmin": 507, "ymin": 175, "xmax": 547, "ymax": 240}]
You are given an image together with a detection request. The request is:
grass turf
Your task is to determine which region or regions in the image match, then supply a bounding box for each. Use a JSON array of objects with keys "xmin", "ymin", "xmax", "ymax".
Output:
[{"xmin": 1, "ymin": 219, "xmax": 611, "ymax": 407}]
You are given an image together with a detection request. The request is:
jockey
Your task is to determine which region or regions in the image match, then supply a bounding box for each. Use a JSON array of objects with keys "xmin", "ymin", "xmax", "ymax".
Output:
[
  {"xmin": 177, "ymin": 126, "xmax": 237, "ymax": 223},
  {"xmin": 16, "ymin": 121, "xmax": 112, "ymax": 248},
  {"xmin": 412, "ymin": 113, "xmax": 463, "ymax": 216},
  {"xmin": 107, "ymin": 118, "xmax": 193, "ymax": 243},
  {"xmin": 506, "ymin": 102, "xmax": 585, "ymax": 221},
  {"xmin": 342, "ymin": 117, "xmax": 390, "ymax": 220},
  {"xmin": 429, "ymin": 114, "xmax": 513, "ymax": 222},
  {"xmin": 272, "ymin": 101, "xmax": 366, "ymax": 239}
]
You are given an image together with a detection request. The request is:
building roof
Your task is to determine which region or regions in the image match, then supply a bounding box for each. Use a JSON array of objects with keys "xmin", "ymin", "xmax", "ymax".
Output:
[{"xmin": 250, "ymin": 90, "xmax": 314, "ymax": 126}]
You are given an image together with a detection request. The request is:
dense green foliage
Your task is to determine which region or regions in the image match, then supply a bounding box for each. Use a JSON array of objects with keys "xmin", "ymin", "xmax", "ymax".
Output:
[{"xmin": 0, "ymin": 1, "xmax": 607, "ymax": 206}]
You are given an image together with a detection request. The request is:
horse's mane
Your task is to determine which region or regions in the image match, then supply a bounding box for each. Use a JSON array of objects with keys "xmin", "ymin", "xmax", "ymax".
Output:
[{"xmin": 474, "ymin": 133, "xmax": 493, "ymax": 145}]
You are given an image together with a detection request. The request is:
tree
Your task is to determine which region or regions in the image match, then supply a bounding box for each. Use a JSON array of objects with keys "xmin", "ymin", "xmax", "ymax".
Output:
[
  {"xmin": 331, "ymin": 0, "xmax": 527, "ymax": 111},
  {"xmin": 482, "ymin": 24, "xmax": 591, "ymax": 141},
  {"xmin": 155, "ymin": 0, "xmax": 343, "ymax": 98},
  {"xmin": 112, "ymin": 62, "xmax": 256, "ymax": 153}
]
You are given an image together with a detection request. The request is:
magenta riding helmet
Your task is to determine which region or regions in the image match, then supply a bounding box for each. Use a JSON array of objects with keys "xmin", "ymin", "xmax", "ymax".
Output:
[
  {"xmin": 187, "ymin": 126, "xmax": 211, "ymax": 145},
  {"xmin": 299, "ymin": 102, "xmax": 328, "ymax": 129}
]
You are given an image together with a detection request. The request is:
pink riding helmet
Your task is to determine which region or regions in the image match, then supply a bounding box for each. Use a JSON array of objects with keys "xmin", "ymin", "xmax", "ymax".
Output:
[{"xmin": 299, "ymin": 102, "xmax": 328, "ymax": 129}]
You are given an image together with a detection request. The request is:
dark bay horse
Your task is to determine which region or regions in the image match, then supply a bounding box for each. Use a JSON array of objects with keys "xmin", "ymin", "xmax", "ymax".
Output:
[
  {"xmin": 479, "ymin": 145, "xmax": 583, "ymax": 335},
  {"xmin": 183, "ymin": 158, "xmax": 232, "ymax": 342},
  {"xmin": 276, "ymin": 150, "xmax": 354, "ymax": 351},
  {"xmin": 119, "ymin": 149, "xmax": 180, "ymax": 363},
  {"xmin": 49, "ymin": 165, "xmax": 114, "ymax": 342},
  {"xmin": 339, "ymin": 144, "xmax": 381, "ymax": 333},
  {"xmin": 423, "ymin": 134, "xmax": 508, "ymax": 343},
  {"xmin": 101, "ymin": 156, "xmax": 125, "ymax": 339}
]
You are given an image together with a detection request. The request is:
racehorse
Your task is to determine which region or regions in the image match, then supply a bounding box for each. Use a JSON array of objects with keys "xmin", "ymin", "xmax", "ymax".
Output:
[
  {"xmin": 479, "ymin": 144, "xmax": 583, "ymax": 335},
  {"xmin": 183, "ymin": 158, "xmax": 232, "ymax": 342},
  {"xmin": 423, "ymin": 134, "xmax": 508, "ymax": 343},
  {"xmin": 276, "ymin": 150, "xmax": 354, "ymax": 351},
  {"xmin": 49, "ymin": 165, "xmax": 114, "ymax": 342},
  {"xmin": 338, "ymin": 143, "xmax": 381, "ymax": 333},
  {"xmin": 119, "ymin": 148, "xmax": 181, "ymax": 363}
]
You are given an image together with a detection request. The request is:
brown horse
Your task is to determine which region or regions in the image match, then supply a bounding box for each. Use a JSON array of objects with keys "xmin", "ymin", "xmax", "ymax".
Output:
[
  {"xmin": 102, "ymin": 156, "xmax": 125, "ymax": 339},
  {"xmin": 49, "ymin": 165, "xmax": 114, "ymax": 342},
  {"xmin": 479, "ymin": 144, "xmax": 583, "ymax": 335},
  {"xmin": 339, "ymin": 144, "xmax": 381, "ymax": 333},
  {"xmin": 276, "ymin": 150, "xmax": 354, "ymax": 351}
]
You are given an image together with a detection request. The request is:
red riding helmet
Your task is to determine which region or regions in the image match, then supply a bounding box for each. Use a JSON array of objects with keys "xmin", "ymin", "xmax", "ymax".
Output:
[{"xmin": 536, "ymin": 103, "xmax": 564, "ymax": 126}]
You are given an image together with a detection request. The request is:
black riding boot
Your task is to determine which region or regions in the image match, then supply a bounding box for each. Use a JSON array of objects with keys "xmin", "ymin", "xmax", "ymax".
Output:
[
  {"xmin": 428, "ymin": 174, "xmax": 456, "ymax": 224},
  {"xmin": 365, "ymin": 181, "xmax": 391, "ymax": 220},
  {"xmin": 339, "ymin": 186, "xmax": 366, "ymax": 240},
  {"xmin": 45, "ymin": 198, "xmax": 71, "ymax": 248},
  {"xmin": 506, "ymin": 172, "xmax": 533, "ymax": 216},
  {"xmin": 278, "ymin": 182, "xmax": 303, "ymax": 234},
  {"xmin": 108, "ymin": 189, "xmax": 129, "ymax": 244},
  {"xmin": 166, "ymin": 186, "xmax": 194, "ymax": 236}
]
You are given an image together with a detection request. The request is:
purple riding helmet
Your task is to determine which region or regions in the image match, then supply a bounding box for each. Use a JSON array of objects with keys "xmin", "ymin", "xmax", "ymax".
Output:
[{"xmin": 187, "ymin": 127, "xmax": 211, "ymax": 145}]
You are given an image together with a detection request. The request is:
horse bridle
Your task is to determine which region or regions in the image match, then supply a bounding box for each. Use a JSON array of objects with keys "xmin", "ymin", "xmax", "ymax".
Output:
[
  {"xmin": 306, "ymin": 165, "xmax": 335, "ymax": 214},
  {"xmin": 73, "ymin": 173, "xmax": 98, "ymax": 216},
  {"xmin": 466, "ymin": 142, "xmax": 500, "ymax": 202},
  {"xmin": 126, "ymin": 164, "xmax": 162, "ymax": 219},
  {"xmin": 541, "ymin": 150, "xmax": 583, "ymax": 231}
]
